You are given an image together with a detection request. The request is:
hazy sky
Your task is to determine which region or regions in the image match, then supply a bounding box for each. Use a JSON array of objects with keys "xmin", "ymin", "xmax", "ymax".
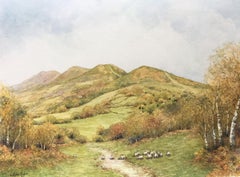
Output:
[{"xmin": 0, "ymin": 0, "xmax": 240, "ymax": 85}]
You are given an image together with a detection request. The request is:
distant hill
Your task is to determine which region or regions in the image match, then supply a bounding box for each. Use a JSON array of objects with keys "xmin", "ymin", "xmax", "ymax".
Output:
[
  {"xmin": 12, "ymin": 64, "xmax": 206, "ymax": 118},
  {"xmin": 53, "ymin": 66, "xmax": 89, "ymax": 83},
  {"xmin": 13, "ymin": 64, "xmax": 127, "ymax": 117},
  {"xmin": 13, "ymin": 71, "xmax": 60, "ymax": 91}
]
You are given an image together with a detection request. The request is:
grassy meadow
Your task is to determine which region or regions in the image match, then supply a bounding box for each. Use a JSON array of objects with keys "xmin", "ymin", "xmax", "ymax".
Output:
[
  {"xmin": 0, "ymin": 145, "xmax": 121, "ymax": 177},
  {"xmin": 96, "ymin": 131, "xmax": 212, "ymax": 177}
]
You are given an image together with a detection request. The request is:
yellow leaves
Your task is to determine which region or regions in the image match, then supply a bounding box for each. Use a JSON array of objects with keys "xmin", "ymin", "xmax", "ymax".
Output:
[{"xmin": 0, "ymin": 145, "xmax": 15, "ymax": 163}]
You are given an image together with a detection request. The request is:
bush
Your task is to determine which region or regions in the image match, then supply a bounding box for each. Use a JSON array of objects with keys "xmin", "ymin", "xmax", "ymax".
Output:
[
  {"xmin": 143, "ymin": 115, "xmax": 164, "ymax": 137},
  {"xmin": 109, "ymin": 122, "xmax": 125, "ymax": 140},
  {"xmin": 64, "ymin": 127, "xmax": 86, "ymax": 143},
  {"xmin": 65, "ymin": 127, "xmax": 81, "ymax": 140},
  {"xmin": 80, "ymin": 106, "xmax": 95, "ymax": 118},
  {"xmin": 93, "ymin": 136, "xmax": 104, "ymax": 142},
  {"xmin": 75, "ymin": 135, "xmax": 87, "ymax": 144},
  {"xmin": 71, "ymin": 112, "xmax": 82, "ymax": 120},
  {"xmin": 46, "ymin": 115, "xmax": 57, "ymax": 124},
  {"xmin": 97, "ymin": 126, "xmax": 108, "ymax": 136}
]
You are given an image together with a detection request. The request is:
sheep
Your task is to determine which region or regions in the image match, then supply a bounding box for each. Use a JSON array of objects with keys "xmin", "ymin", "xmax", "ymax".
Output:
[
  {"xmin": 150, "ymin": 151, "xmax": 156, "ymax": 156},
  {"xmin": 101, "ymin": 155, "xmax": 105, "ymax": 160},
  {"xmin": 158, "ymin": 152, "xmax": 163, "ymax": 157},
  {"xmin": 166, "ymin": 151, "xmax": 171, "ymax": 156},
  {"xmin": 143, "ymin": 150, "xmax": 150, "ymax": 155},
  {"xmin": 118, "ymin": 154, "xmax": 126, "ymax": 160},
  {"xmin": 109, "ymin": 155, "xmax": 115, "ymax": 160},
  {"xmin": 134, "ymin": 152, "xmax": 141, "ymax": 157},
  {"xmin": 153, "ymin": 153, "xmax": 159, "ymax": 158},
  {"xmin": 146, "ymin": 153, "xmax": 152, "ymax": 159},
  {"xmin": 137, "ymin": 155, "xmax": 144, "ymax": 160}
]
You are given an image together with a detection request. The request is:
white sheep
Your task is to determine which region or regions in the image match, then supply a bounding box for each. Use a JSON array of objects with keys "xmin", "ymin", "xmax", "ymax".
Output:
[
  {"xmin": 101, "ymin": 155, "xmax": 105, "ymax": 160},
  {"xmin": 146, "ymin": 153, "xmax": 152, "ymax": 159},
  {"xmin": 137, "ymin": 155, "xmax": 144, "ymax": 160},
  {"xmin": 134, "ymin": 152, "xmax": 141, "ymax": 157},
  {"xmin": 118, "ymin": 154, "xmax": 126, "ymax": 160},
  {"xmin": 109, "ymin": 155, "xmax": 115, "ymax": 160}
]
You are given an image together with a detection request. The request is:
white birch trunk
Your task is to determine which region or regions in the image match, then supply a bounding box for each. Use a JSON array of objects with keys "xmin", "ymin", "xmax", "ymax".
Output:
[
  {"xmin": 6, "ymin": 125, "xmax": 10, "ymax": 146},
  {"xmin": 12, "ymin": 126, "xmax": 22, "ymax": 150},
  {"xmin": 216, "ymin": 99, "xmax": 222, "ymax": 144},
  {"xmin": 211, "ymin": 115, "xmax": 217, "ymax": 147},
  {"xmin": 229, "ymin": 97, "xmax": 240, "ymax": 148},
  {"xmin": 212, "ymin": 128, "xmax": 217, "ymax": 147},
  {"xmin": 226, "ymin": 111, "xmax": 230, "ymax": 136},
  {"xmin": 204, "ymin": 124, "xmax": 209, "ymax": 149}
]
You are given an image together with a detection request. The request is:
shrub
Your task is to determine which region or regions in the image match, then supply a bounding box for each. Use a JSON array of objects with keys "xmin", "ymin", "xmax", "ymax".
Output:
[
  {"xmin": 75, "ymin": 135, "xmax": 87, "ymax": 144},
  {"xmin": 80, "ymin": 106, "xmax": 95, "ymax": 118},
  {"xmin": 93, "ymin": 136, "xmax": 104, "ymax": 142},
  {"xmin": 143, "ymin": 115, "xmax": 164, "ymax": 137},
  {"xmin": 71, "ymin": 112, "xmax": 82, "ymax": 120},
  {"xmin": 109, "ymin": 122, "xmax": 125, "ymax": 140},
  {"xmin": 65, "ymin": 127, "xmax": 81, "ymax": 140},
  {"xmin": 97, "ymin": 126, "xmax": 108, "ymax": 136},
  {"xmin": 46, "ymin": 115, "xmax": 57, "ymax": 124},
  {"xmin": 46, "ymin": 116, "xmax": 71, "ymax": 124},
  {"xmin": 64, "ymin": 127, "xmax": 86, "ymax": 143}
]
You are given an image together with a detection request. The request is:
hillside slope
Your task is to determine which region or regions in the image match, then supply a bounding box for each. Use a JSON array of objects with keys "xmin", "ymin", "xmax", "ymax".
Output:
[
  {"xmin": 14, "ymin": 64, "xmax": 127, "ymax": 117},
  {"xmin": 13, "ymin": 71, "xmax": 60, "ymax": 91},
  {"xmin": 53, "ymin": 66, "xmax": 89, "ymax": 84},
  {"xmin": 13, "ymin": 64, "xmax": 206, "ymax": 118}
]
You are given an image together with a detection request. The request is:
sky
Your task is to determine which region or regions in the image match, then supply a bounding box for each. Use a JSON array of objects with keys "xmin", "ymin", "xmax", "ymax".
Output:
[{"xmin": 0, "ymin": 0, "xmax": 240, "ymax": 85}]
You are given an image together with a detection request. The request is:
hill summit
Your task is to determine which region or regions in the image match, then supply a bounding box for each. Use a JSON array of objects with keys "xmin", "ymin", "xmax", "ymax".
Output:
[{"xmin": 13, "ymin": 71, "xmax": 60, "ymax": 91}]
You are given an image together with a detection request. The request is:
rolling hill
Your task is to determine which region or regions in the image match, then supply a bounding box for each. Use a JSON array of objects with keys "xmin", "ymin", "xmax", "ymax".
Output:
[
  {"xmin": 12, "ymin": 70, "xmax": 60, "ymax": 91},
  {"xmin": 12, "ymin": 64, "xmax": 206, "ymax": 122}
]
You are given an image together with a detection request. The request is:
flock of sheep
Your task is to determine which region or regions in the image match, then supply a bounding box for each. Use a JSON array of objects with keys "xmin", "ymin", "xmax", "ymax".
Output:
[
  {"xmin": 134, "ymin": 150, "xmax": 171, "ymax": 160},
  {"xmin": 101, "ymin": 150, "xmax": 171, "ymax": 161}
]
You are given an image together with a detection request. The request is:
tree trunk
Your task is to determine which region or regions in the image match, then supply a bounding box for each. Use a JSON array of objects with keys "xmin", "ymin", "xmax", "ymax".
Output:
[
  {"xmin": 211, "ymin": 116, "xmax": 217, "ymax": 147},
  {"xmin": 216, "ymin": 99, "xmax": 222, "ymax": 145},
  {"xmin": 12, "ymin": 126, "xmax": 22, "ymax": 150},
  {"xmin": 6, "ymin": 125, "xmax": 10, "ymax": 146},
  {"xmin": 204, "ymin": 124, "xmax": 209, "ymax": 149},
  {"xmin": 229, "ymin": 97, "xmax": 240, "ymax": 148},
  {"xmin": 226, "ymin": 111, "xmax": 230, "ymax": 136}
]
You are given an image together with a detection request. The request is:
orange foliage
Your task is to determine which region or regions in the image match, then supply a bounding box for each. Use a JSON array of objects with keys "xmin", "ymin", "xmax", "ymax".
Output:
[{"xmin": 109, "ymin": 122, "xmax": 125, "ymax": 140}]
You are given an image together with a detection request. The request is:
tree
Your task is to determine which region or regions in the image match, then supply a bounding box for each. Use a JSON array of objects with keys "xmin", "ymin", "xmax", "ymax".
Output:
[
  {"xmin": 206, "ymin": 43, "xmax": 240, "ymax": 148},
  {"xmin": 34, "ymin": 122, "xmax": 58, "ymax": 150},
  {"xmin": 0, "ymin": 85, "xmax": 28, "ymax": 150}
]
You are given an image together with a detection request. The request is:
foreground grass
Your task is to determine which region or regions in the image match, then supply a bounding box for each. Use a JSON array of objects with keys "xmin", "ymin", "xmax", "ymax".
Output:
[
  {"xmin": 0, "ymin": 145, "xmax": 121, "ymax": 177},
  {"xmin": 97, "ymin": 131, "xmax": 212, "ymax": 177}
]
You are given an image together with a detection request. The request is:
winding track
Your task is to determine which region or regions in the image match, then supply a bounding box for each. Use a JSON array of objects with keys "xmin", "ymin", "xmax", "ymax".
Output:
[{"xmin": 91, "ymin": 147, "xmax": 152, "ymax": 177}]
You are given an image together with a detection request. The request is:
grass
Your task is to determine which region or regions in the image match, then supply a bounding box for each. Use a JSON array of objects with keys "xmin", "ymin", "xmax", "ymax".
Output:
[
  {"xmin": 96, "ymin": 131, "xmax": 212, "ymax": 177},
  {"xmin": 58, "ymin": 107, "xmax": 132, "ymax": 140},
  {"xmin": 0, "ymin": 145, "xmax": 121, "ymax": 177}
]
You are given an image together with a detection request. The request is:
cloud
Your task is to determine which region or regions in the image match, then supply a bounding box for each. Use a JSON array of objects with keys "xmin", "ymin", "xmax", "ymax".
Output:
[{"xmin": 0, "ymin": 0, "xmax": 240, "ymax": 85}]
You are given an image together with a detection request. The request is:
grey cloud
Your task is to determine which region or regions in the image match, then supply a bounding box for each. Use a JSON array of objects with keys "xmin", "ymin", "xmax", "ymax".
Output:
[{"xmin": 0, "ymin": 0, "xmax": 240, "ymax": 85}]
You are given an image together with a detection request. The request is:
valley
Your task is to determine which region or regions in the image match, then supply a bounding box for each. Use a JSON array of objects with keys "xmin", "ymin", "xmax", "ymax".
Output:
[{"xmin": 0, "ymin": 64, "xmax": 222, "ymax": 176}]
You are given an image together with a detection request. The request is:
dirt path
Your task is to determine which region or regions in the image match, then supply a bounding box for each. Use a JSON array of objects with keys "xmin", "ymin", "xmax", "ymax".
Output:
[{"xmin": 91, "ymin": 147, "xmax": 152, "ymax": 177}]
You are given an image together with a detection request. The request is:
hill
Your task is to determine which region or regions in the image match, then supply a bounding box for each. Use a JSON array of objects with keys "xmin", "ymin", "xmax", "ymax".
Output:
[
  {"xmin": 13, "ymin": 64, "xmax": 127, "ymax": 117},
  {"xmin": 12, "ymin": 70, "xmax": 60, "ymax": 91},
  {"xmin": 53, "ymin": 66, "xmax": 89, "ymax": 83}
]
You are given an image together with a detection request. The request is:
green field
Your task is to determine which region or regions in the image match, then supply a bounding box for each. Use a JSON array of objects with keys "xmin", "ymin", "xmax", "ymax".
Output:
[
  {"xmin": 96, "ymin": 131, "xmax": 212, "ymax": 177},
  {"xmin": 58, "ymin": 107, "xmax": 132, "ymax": 140},
  {"xmin": 0, "ymin": 145, "xmax": 121, "ymax": 177}
]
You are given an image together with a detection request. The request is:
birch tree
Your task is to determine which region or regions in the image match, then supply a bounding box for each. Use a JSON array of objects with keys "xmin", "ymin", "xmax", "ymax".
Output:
[
  {"xmin": 0, "ymin": 85, "xmax": 28, "ymax": 150},
  {"xmin": 206, "ymin": 43, "xmax": 240, "ymax": 148}
]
